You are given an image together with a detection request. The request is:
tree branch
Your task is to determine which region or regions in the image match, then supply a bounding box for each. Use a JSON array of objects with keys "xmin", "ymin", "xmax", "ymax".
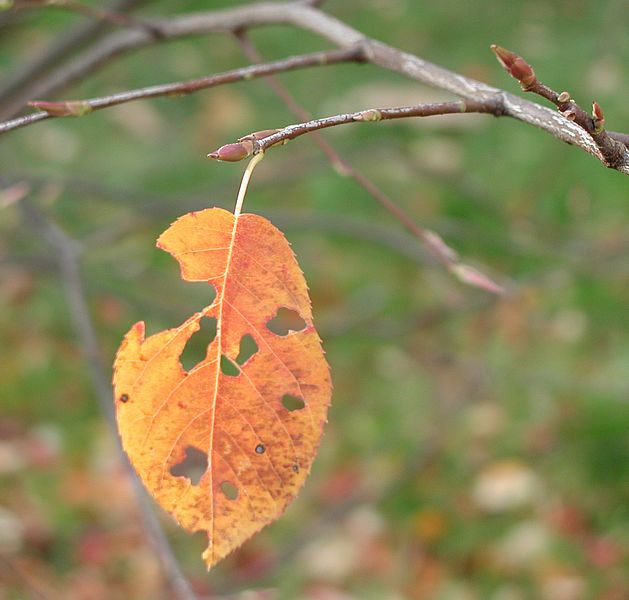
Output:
[
  {"xmin": 0, "ymin": 47, "xmax": 363, "ymax": 134},
  {"xmin": 2, "ymin": 1, "xmax": 629, "ymax": 175},
  {"xmin": 0, "ymin": 1, "xmax": 360, "ymax": 120},
  {"xmin": 208, "ymin": 99, "xmax": 497, "ymax": 160},
  {"xmin": 1, "ymin": 1, "xmax": 626, "ymax": 172},
  {"xmin": 608, "ymin": 131, "xmax": 629, "ymax": 148},
  {"xmin": 491, "ymin": 44, "xmax": 629, "ymax": 170}
]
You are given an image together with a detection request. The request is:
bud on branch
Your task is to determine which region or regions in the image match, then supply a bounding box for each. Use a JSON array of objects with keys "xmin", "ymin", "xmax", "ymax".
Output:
[
  {"xmin": 207, "ymin": 141, "xmax": 254, "ymax": 162},
  {"xmin": 592, "ymin": 101, "xmax": 605, "ymax": 134},
  {"xmin": 490, "ymin": 44, "xmax": 537, "ymax": 90}
]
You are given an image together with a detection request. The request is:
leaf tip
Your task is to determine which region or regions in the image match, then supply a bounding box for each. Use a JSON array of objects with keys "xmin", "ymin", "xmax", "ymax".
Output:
[{"xmin": 131, "ymin": 320, "xmax": 146, "ymax": 338}]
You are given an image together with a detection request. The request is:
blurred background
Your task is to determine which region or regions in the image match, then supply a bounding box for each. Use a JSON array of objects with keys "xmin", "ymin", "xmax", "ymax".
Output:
[{"xmin": 1, "ymin": 0, "xmax": 628, "ymax": 598}]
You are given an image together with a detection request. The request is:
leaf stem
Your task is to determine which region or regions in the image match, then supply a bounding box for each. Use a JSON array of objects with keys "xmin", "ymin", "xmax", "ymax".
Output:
[{"xmin": 234, "ymin": 151, "xmax": 265, "ymax": 216}]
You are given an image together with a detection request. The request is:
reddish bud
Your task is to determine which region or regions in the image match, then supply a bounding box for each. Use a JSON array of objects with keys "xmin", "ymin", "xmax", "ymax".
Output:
[
  {"xmin": 490, "ymin": 44, "xmax": 536, "ymax": 89},
  {"xmin": 207, "ymin": 140, "xmax": 253, "ymax": 162},
  {"xmin": 28, "ymin": 100, "xmax": 93, "ymax": 117},
  {"xmin": 592, "ymin": 101, "xmax": 605, "ymax": 133}
]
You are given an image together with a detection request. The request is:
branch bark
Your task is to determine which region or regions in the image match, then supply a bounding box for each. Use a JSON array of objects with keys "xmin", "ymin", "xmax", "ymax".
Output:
[{"xmin": 1, "ymin": 1, "xmax": 625, "ymax": 172}]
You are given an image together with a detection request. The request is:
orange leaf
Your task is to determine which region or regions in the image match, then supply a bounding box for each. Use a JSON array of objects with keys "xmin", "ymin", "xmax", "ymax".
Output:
[{"xmin": 113, "ymin": 207, "xmax": 331, "ymax": 569}]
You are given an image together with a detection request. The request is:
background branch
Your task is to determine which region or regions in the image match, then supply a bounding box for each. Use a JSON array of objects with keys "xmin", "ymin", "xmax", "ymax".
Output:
[{"xmin": 18, "ymin": 199, "xmax": 198, "ymax": 600}]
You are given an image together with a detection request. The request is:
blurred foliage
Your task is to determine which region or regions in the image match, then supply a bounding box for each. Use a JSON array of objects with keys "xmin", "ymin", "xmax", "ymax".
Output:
[{"xmin": 0, "ymin": 0, "xmax": 628, "ymax": 599}]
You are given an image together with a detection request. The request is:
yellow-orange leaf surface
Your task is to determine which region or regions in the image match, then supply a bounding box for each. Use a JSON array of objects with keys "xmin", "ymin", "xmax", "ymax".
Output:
[{"xmin": 113, "ymin": 207, "xmax": 331, "ymax": 569}]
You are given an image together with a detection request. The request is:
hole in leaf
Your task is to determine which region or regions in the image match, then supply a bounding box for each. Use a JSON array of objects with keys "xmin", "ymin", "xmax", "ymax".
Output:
[
  {"xmin": 180, "ymin": 316, "xmax": 217, "ymax": 371},
  {"xmin": 255, "ymin": 444, "xmax": 266, "ymax": 454},
  {"xmin": 220, "ymin": 355, "xmax": 240, "ymax": 377},
  {"xmin": 235, "ymin": 334, "xmax": 259, "ymax": 366},
  {"xmin": 221, "ymin": 481, "xmax": 239, "ymax": 500},
  {"xmin": 170, "ymin": 446, "xmax": 208, "ymax": 485},
  {"xmin": 266, "ymin": 308, "xmax": 307, "ymax": 336},
  {"xmin": 282, "ymin": 394, "xmax": 306, "ymax": 412}
]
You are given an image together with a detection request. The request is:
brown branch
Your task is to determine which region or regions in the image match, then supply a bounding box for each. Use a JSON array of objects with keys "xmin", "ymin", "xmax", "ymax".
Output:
[
  {"xmin": 1, "ymin": 0, "xmax": 626, "ymax": 173},
  {"xmin": 0, "ymin": 1, "xmax": 360, "ymax": 120},
  {"xmin": 608, "ymin": 131, "xmax": 629, "ymax": 149},
  {"xmin": 491, "ymin": 44, "xmax": 629, "ymax": 171},
  {"xmin": 258, "ymin": 101, "xmax": 497, "ymax": 146},
  {"xmin": 0, "ymin": 47, "xmax": 363, "ymax": 134},
  {"xmin": 208, "ymin": 99, "xmax": 497, "ymax": 159},
  {"xmin": 18, "ymin": 199, "xmax": 198, "ymax": 600},
  {"xmin": 235, "ymin": 32, "xmax": 504, "ymax": 294}
]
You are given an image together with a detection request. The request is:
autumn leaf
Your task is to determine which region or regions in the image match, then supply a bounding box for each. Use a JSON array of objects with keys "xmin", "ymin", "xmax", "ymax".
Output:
[{"xmin": 112, "ymin": 207, "xmax": 332, "ymax": 569}]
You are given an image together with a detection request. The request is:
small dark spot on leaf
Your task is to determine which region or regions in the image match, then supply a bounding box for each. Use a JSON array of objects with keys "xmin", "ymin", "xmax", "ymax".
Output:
[
  {"xmin": 266, "ymin": 308, "xmax": 307, "ymax": 336},
  {"xmin": 255, "ymin": 444, "xmax": 266, "ymax": 454},
  {"xmin": 170, "ymin": 446, "xmax": 208, "ymax": 485},
  {"xmin": 221, "ymin": 481, "xmax": 239, "ymax": 500},
  {"xmin": 292, "ymin": 464, "xmax": 300, "ymax": 473},
  {"xmin": 120, "ymin": 393, "xmax": 129, "ymax": 403},
  {"xmin": 282, "ymin": 394, "xmax": 305, "ymax": 411},
  {"xmin": 220, "ymin": 354, "xmax": 240, "ymax": 377}
]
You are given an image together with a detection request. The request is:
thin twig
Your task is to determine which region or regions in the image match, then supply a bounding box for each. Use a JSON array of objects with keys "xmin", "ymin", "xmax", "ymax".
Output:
[
  {"xmin": 235, "ymin": 32, "xmax": 503, "ymax": 294},
  {"xmin": 210, "ymin": 100, "xmax": 496, "ymax": 153},
  {"xmin": 19, "ymin": 199, "xmax": 198, "ymax": 600},
  {"xmin": 0, "ymin": 46, "xmax": 363, "ymax": 134}
]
